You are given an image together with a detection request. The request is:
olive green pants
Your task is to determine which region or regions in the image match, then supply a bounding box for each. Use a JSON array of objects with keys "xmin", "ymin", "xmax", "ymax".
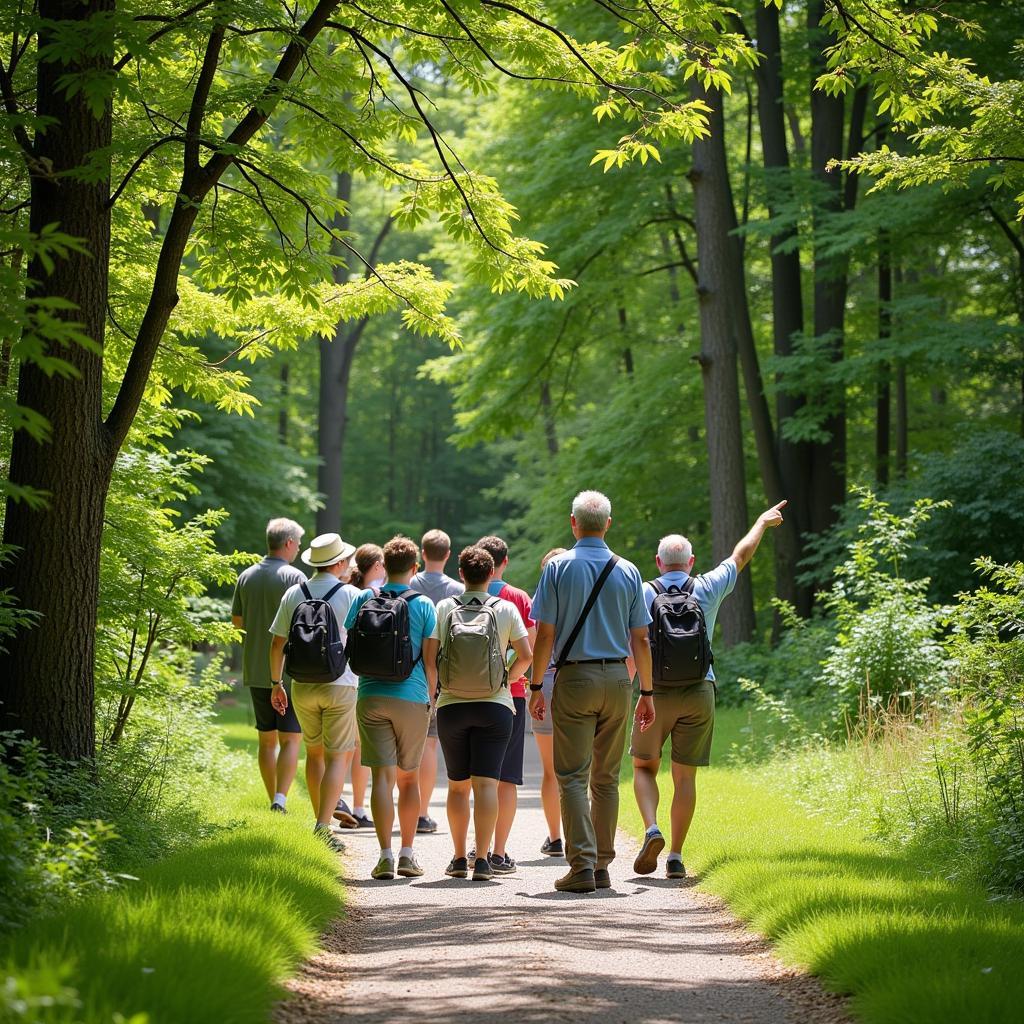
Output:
[{"xmin": 551, "ymin": 662, "xmax": 632, "ymax": 873}]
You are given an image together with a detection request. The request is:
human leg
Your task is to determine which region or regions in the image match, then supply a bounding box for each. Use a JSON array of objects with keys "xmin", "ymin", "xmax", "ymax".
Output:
[
  {"xmin": 417, "ymin": 736, "xmax": 438, "ymax": 823},
  {"xmin": 590, "ymin": 671, "xmax": 631, "ymax": 871},
  {"xmin": 446, "ymin": 778, "xmax": 472, "ymax": 859},
  {"xmin": 305, "ymin": 745, "xmax": 325, "ymax": 818},
  {"xmin": 665, "ymin": 681, "xmax": 714, "ymax": 856},
  {"xmin": 257, "ymin": 731, "xmax": 278, "ymax": 801},
  {"xmin": 370, "ymin": 765, "xmax": 397, "ymax": 851},
  {"xmin": 551, "ymin": 667, "xmax": 601, "ymax": 874},
  {"xmin": 471, "ymin": 776, "xmax": 500, "ymax": 860},
  {"xmin": 632, "ymin": 754, "xmax": 662, "ymax": 830},
  {"xmin": 396, "ymin": 767, "xmax": 421, "ymax": 850},
  {"xmin": 669, "ymin": 762, "xmax": 698, "ymax": 854},
  {"xmin": 275, "ymin": 733, "xmax": 301, "ymax": 800},
  {"xmin": 351, "ymin": 740, "xmax": 370, "ymax": 812},
  {"xmin": 493, "ymin": 697, "xmax": 525, "ymax": 858},
  {"xmin": 533, "ymin": 732, "xmax": 562, "ymax": 843},
  {"xmin": 317, "ymin": 748, "xmax": 353, "ymax": 827}
]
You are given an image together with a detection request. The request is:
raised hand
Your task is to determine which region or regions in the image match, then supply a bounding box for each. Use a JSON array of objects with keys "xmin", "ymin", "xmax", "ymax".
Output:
[{"xmin": 760, "ymin": 499, "xmax": 787, "ymax": 529}]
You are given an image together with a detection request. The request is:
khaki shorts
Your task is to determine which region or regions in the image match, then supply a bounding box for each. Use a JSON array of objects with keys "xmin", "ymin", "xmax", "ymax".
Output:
[
  {"xmin": 629, "ymin": 680, "xmax": 715, "ymax": 766},
  {"xmin": 358, "ymin": 696, "xmax": 431, "ymax": 771},
  {"xmin": 291, "ymin": 683, "xmax": 358, "ymax": 753}
]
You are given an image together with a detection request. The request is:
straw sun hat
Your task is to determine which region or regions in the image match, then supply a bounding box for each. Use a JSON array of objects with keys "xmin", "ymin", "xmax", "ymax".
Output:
[{"xmin": 301, "ymin": 532, "xmax": 357, "ymax": 568}]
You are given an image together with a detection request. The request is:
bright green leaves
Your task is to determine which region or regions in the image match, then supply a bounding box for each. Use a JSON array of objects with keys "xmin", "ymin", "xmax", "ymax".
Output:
[
  {"xmin": 821, "ymin": 0, "xmax": 1024, "ymax": 214},
  {"xmin": 591, "ymin": 140, "xmax": 661, "ymax": 171}
]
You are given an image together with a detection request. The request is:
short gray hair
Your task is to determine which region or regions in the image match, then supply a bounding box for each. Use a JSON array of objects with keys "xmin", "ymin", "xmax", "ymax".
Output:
[
  {"xmin": 266, "ymin": 517, "xmax": 304, "ymax": 551},
  {"xmin": 571, "ymin": 490, "xmax": 612, "ymax": 532},
  {"xmin": 658, "ymin": 533, "xmax": 693, "ymax": 567}
]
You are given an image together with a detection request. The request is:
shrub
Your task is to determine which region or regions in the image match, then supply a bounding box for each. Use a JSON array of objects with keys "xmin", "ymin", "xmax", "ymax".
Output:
[
  {"xmin": 819, "ymin": 491, "xmax": 948, "ymax": 725},
  {"xmin": 0, "ymin": 735, "xmax": 123, "ymax": 935},
  {"xmin": 947, "ymin": 558, "xmax": 1024, "ymax": 892}
]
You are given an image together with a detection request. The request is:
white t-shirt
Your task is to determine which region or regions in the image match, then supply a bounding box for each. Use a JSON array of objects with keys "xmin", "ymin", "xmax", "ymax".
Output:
[
  {"xmin": 429, "ymin": 590, "xmax": 528, "ymax": 711},
  {"xmin": 269, "ymin": 572, "xmax": 360, "ymax": 687}
]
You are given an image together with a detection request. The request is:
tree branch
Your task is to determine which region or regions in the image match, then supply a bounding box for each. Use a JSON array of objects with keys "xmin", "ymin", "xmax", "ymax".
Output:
[
  {"xmin": 115, "ymin": 0, "xmax": 219, "ymax": 73},
  {"xmin": 185, "ymin": 23, "xmax": 225, "ymax": 173}
]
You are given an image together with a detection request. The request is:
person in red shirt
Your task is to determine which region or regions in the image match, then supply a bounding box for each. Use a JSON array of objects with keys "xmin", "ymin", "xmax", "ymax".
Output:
[{"xmin": 477, "ymin": 535, "xmax": 536, "ymax": 874}]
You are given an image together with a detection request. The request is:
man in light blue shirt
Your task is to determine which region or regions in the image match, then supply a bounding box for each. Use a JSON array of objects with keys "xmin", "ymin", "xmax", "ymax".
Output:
[
  {"xmin": 529, "ymin": 490, "xmax": 655, "ymax": 893},
  {"xmin": 630, "ymin": 501, "xmax": 787, "ymax": 881}
]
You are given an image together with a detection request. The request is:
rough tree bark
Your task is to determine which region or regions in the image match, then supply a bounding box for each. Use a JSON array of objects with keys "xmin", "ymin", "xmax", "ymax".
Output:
[
  {"xmin": 316, "ymin": 172, "xmax": 391, "ymax": 535},
  {"xmin": 875, "ymin": 230, "xmax": 892, "ymax": 487},
  {"xmin": 689, "ymin": 82, "xmax": 756, "ymax": 646},
  {"xmin": 753, "ymin": 1, "xmax": 812, "ymax": 616},
  {"xmin": 0, "ymin": 0, "xmax": 115, "ymax": 759},
  {"xmin": 808, "ymin": 0, "xmax": 848, "ymax": 537}
]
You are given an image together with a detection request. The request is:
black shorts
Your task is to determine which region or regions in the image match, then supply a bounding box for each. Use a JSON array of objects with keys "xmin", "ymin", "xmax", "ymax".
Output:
[
  {"xmin": 437, "ymin": 702, "xmax": 514, "ymax": 782},
  {"xmin": 499, "ymin": 696, "xmax": 527, "ymax": 785},
  {"xmin": 250, "ymin": 684, "xmax": 301, "ymax": 734}
]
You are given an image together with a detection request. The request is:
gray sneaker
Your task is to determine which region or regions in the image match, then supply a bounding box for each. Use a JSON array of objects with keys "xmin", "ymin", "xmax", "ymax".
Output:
[
  {"xmin": 371, "ymin": 855, "xmax": 395, "ymax": 880},
  {"xmin": 397, "ymin": 853, "xmax": 424, "ymax": 877},
  {"xmin": 488, "ymin": 853, "xmax": 516, "ymax": 875}
]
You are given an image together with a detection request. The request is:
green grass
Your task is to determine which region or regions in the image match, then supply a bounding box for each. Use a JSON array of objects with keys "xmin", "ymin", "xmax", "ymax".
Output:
[
  {"xmin": 3, "ymin": 700, "xmax": 343, "ymax": 1024},
  {"xmin": 619, "ymin": 708, "xmax": 1024, "ymax": 1023}
]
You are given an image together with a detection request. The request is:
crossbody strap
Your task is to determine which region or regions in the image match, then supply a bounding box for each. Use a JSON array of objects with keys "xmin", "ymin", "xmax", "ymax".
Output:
[{"xmin": 555, "ymin": 556, "xmax": 620, "ymax": 669}]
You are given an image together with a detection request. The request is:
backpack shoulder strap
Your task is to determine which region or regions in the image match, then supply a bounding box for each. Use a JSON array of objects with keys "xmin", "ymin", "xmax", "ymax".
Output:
[
  {"xmin": 300, "ymin": 582, "xmax": 312, "ymax": 601},
  {"xmin": 323, "ymin": 581, "xmax": 345, "ymax": 601},
  {"xmin": 484, "ymin": 596, "xmax": 501, "ymax": 608},
  {"xmin": 396, "ymin": 590, "xmax": 421, "ymax": 604},
  {"xmin": 649, "ymin": 580, "xmax": 666, "ymax": 596},
  {"xmin": 681, "ymin": 576, "xmax": 696, "ymax": 595},
  {"xmin": 555, "ymin": 555, "xmax": 620, "ymax": 669}
]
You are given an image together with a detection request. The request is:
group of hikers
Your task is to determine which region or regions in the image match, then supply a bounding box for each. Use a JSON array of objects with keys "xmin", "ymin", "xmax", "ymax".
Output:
[{"xmin": 231, "ymin": 490, "xmax": 786, "ymax": 892}]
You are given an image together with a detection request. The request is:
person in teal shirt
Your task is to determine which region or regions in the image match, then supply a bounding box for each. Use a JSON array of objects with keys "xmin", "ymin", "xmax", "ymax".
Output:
[{"xmin": 344, "ymin": 536, "xmax": 438, "ymax": 882}]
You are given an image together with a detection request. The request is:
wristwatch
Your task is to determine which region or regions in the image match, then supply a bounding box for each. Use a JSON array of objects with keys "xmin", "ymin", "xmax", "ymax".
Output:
[
  {"xmin": 271, "ymin": 679, "xmax": 283, "ymax": 687},
  {"xmin": 639, "ymin": 689, "xmax": 654, "ymax": 697},
  {"xmin": 529, "ymin": 683, "xmax": 544, "ymax": 692}
]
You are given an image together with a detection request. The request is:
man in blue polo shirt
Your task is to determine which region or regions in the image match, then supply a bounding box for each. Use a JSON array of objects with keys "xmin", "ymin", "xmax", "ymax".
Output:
[
  {"xmin": 529, "ymin": 490, "xmax": 655, "ymax": 893},
  {"xmin": 630, "ymin": 500, "xmax": 787, "ymax": 881}
]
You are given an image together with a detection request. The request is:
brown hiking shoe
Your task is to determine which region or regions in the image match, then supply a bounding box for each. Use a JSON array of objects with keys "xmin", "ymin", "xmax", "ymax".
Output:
[{"xmin": 554, "ymin": 868, "xmax": 596, "ymax": 893}]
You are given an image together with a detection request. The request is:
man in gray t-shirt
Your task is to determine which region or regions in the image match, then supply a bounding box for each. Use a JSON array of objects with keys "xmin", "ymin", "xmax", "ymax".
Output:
[
  {"xmin": 231, "ymin": 517, "xmax": 306, "ymax": 811},
  {"xmin": 408, "ymin": 528, "xmax": 465, "ymax": 834}
]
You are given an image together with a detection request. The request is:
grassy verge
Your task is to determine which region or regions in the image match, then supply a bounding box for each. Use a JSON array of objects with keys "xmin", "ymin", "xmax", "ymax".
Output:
[
  {"xmin": 619, "ymin": 707, "xmax": 1024, "ymax": 1023},
  {"xmin": 3, "ymin": 701, "xmax": 343, "ymax": 1024}
]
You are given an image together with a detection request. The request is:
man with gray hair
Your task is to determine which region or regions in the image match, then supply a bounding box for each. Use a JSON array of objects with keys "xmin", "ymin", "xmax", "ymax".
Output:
[
  {"xmin": 630, "ymin": 500, "xmax": 787, "ymax": 879},
  {"xmin": 529, "ymin": 490, "xmax": 655, "ymax": 893},
  {"xmin": 231, "ymin": 517, "xmax": 307, "ymax": 812}
]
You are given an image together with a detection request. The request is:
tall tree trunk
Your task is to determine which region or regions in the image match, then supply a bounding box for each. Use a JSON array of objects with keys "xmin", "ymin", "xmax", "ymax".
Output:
[
  {"xmin": 894, "ymin": 361, "xmax": 908, "ymax": 479},
  {"xmin": 808, "ymin": 0, "xmax": 848, "ymax": 536},
  {"xmin": 689, "ymin": 83, "xmax": 755, "ymax": 646},
  {"xmin": 806, "ymin": 18, "xmax": 869, "ymax": 536},
  {"xmin": 278, "ymin": 362, "xmax": 290, "ymax": 445},
  {"xmin": 0, "ymin": 0, "xmax": 115, "ymax": 760},
  {"xmin": 317, "ymin": 171, "xmax": 354, "ymax": 535},
  {"xmin": 875, "ymin": 231, "xmax": 892, "ymax": 487},
  {"xmin": 316, "ymin": 173, "xmax": 390, "ymax": 534},
  {"xmin": 540, "ymin": 380, "xmax": 559, "ymax": 456},
  {"xmin": 754, "ymin": 1, "xmax": 812, "ymax": 618}
]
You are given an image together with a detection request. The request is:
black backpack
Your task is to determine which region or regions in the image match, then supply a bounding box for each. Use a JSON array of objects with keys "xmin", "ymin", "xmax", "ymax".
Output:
[
  {"xmin": 284, "ymin": 582, "xmax": 348, "ymax": 684},
  {"xmin": 344, "ymin": 590, "xmax": 423, "ymax": 682},
  {"xmin": 648, "ymin": 578, "xmax": 712, "ymax": 685}
]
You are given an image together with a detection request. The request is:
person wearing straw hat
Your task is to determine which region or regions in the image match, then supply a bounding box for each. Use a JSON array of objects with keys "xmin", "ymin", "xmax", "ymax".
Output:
[{"xmin": 269, "ymin": 532, "xmax": 360, "ymax": 851}]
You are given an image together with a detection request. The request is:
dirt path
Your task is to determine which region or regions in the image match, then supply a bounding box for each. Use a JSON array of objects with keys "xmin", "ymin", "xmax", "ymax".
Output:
[{"xmin": 278, "ymin": 741, "xmax": 846, "ymax": 1024}]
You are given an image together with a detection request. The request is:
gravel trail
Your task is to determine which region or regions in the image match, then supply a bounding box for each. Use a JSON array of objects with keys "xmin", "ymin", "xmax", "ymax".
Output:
[{"xmin": 277, "ymin": 740, "xmax": 847, "ymax": 1024}]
